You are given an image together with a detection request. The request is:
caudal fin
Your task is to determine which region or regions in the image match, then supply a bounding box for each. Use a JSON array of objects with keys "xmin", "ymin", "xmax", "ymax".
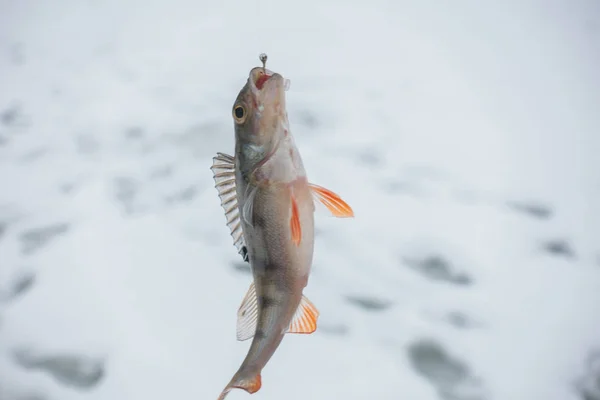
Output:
[
  {"xmin": 216, "ymin": 387, "xmax": 231, "ymax": 400},
  {"xmin": 217, "ymin": 374, "xmax": 262, "ymax": 400}
]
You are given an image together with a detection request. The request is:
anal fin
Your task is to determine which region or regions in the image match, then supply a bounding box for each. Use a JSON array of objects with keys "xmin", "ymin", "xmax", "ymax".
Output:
[{"xmin": 287, "ymin": 295, "xmax": 319, "ymax": 334}]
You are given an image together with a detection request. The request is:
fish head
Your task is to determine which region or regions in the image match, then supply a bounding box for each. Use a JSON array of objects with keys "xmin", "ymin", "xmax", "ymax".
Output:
[{"xmin": 232, "ymin": 67, "xmax": 289, "ymax": 154}]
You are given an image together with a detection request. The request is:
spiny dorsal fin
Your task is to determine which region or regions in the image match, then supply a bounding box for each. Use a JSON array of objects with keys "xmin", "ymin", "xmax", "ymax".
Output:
[
  {"xmin": 236, "ymin": 282, "xmax": 258, "ymax": 341},
  {"xmin": 210, "ymin": 152, "xmax": 247, "ymax": 260},
  {"xmin": 308, "ymin": 183, "xmax": 354, "ymax": 218},
  {"xmin": 287, "ymin": 295, "xmax": 319, "ymax": 334}
]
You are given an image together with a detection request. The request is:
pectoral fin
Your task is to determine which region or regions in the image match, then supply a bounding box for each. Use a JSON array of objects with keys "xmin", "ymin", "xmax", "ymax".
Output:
[
  {"xmin": 290, "ymin": 194, "xmax": 302, "ymax": 246},
  {"xmin": 308, "ymin": 183, "xmax": 354, "ymax": 218}
]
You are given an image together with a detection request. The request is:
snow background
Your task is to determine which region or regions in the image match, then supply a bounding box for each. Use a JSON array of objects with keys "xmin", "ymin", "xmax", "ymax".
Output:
[{"xmin": 1, "ymin": 0, "xmax": 599, "ymax": 399}]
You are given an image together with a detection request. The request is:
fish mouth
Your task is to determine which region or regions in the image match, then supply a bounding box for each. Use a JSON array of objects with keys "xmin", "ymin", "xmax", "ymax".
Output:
[
  {"xmin": 254, "ymin": 71, "xmax": 272, "ymax": 90},
  {"xmin": 249, "ymin": 67, "xmax": 290, "ymax": 97},
  {"xmin": 249, "ymin": 67, "xmax": 272, "ymax": 92}
]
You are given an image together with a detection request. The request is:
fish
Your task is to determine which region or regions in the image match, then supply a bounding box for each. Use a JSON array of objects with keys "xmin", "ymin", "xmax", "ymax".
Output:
[{"xmin": 211, "ymin": 54, "xmax": 354, "ymax": 399}]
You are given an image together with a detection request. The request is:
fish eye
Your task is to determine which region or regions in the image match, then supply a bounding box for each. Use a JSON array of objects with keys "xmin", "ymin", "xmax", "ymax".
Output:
[{"xmin": 233, "ymin": 105, "xmax": 246, "ymax": 123}]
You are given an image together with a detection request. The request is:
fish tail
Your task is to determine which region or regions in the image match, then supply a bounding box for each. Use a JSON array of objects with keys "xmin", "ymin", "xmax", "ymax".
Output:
[
  {"xmin": 217, "ymin": 373, "xmax": 262, "ymax": 400},
  {"xmin": 216, "ymin": 387, "xmax": 231, "ymax": 400}
]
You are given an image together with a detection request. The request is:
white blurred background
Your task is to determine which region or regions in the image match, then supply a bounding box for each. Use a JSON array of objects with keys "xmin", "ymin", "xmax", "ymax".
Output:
[{"xmin": 0, "ymin": 0, "xmax": 599, "ymax": 399}]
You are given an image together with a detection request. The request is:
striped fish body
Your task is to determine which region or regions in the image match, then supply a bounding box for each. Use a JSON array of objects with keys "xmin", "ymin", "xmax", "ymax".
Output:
[{"xmin": 212, "ymin": 62, "xmax": 353, "ymax": 400}]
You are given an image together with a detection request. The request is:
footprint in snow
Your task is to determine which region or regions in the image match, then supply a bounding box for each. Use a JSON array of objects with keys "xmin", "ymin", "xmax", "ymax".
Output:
[
  {"xmin": 1, "ymin": 104, "xmax": 22, "ymax": 126},
  {"xmin": 402, "ymin": 254, "xmax": 473, "ymax": 286},
  {"xmin": 575, "ymin": 350, "xmax": 600, "ymax": 400},
  {"xmin": 407, "ymin": 338, "xmax": 487, "ymax": 400},
  {"xmin": 422, "ymin": 309, "xmax": 485, "ymax": 330},
  {"xmin": 0, "ymin": 269, "xmax": 36, "ymax": 303},
  {"xmin": 345, "ymin": 294, "xmax": 392, "ymax": 312},
  {"xmin": 541, "ymin": 238, "xmax": 576, "ymax": 260},
  {"xmin": 445, "ymin": 311, "xmax": 484, "ymax": 330},
  {"xmin": 506, "ymin": 200, "xmax": 553, "ymax": 220},
  {"xmin": 12, "ymin": 349, "xmax": 105, "ymax": 390},
  {"xmin": 0, "ymin": 103, "xmax": 29, "ymax": 139},
  {"xmin": 19, "ymin": 223, "xmax": 70, "ymax": 255}
]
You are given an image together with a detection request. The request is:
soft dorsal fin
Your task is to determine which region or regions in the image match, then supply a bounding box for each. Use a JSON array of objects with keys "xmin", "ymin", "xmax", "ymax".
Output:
[
  {"xmin": 286, "ymin": 295, "xmax": 319, "ymax": 334},
  {"xmin": 236, "ymin": 282, "xmax": 258, "ymax": 341},
  {"xmin": 308, "ymin": 183, "xmax": 354, "ymax": 218},
  {"xmin": 210, "ymin": 152, "xmax": 248, "ymax": 261}
]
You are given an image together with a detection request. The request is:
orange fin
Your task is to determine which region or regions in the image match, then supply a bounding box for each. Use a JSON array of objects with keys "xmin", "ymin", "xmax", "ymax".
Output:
[
  {"xmin": 239, "ymin": 374, "xmax": 262, "ymax": 394},
  {"xmin": 308, "ymin": 183, "xmax": 354, "ymax": 218},
  {"xmin": 217, "ymin": 374, "xmax": 262, "ymax": 400},
  {"xmin": 290, "ymin": 194, "xmax": 302, "ymax": 246},
  {"xmin": 232, "ymin": 374, "xmax": 262, "ymax": 395},
  {"xmin": 287, "ymin": 295, "xmax": 319, "ymax": 334}
]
